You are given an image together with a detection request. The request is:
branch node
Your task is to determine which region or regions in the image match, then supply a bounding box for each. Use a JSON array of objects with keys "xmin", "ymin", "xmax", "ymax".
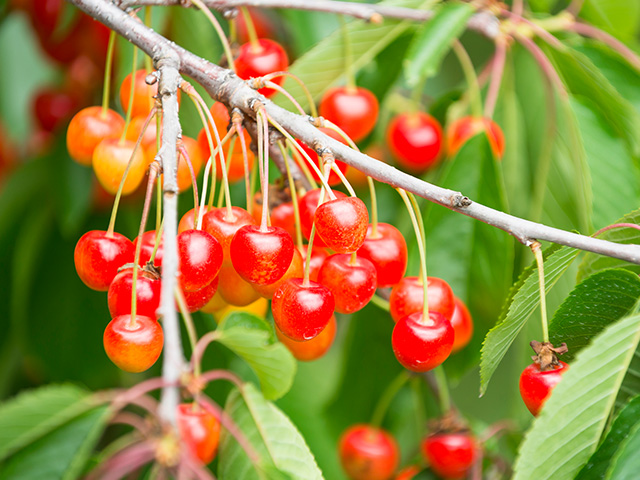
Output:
[{"xmin": 451, "ymin": 194, "xmax": 472, "ymax": 208}]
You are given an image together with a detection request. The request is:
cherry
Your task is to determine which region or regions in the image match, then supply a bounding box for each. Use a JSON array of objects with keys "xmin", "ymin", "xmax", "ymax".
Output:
[
  {"xmin": 447, "ymin": 116, "xmax": 505, "ymax": 159},
  {"xmin": 317, "ymin": 254, "xmax": 377, "ymax": 314},
  {"xmin": 272, "ymin": 278, "xmax": 334, "ymax": 341},
  {"xmin": 103, "ymin": 314, "xmax": 163, "ymax": 373},
  {"xmin": 389, "ymin": 277, "xmax": 455, "ymax": 323},
  {"xmin": 299, "ymin": 245, "xmax": 329, "ymax": 283},
  {"xmin": 176, "ymin": 403, "xmax": 221, "ymax": 464},
  {"xmin": 119, "ymin": 69, "xmax": 157, "ymax": 118},
  {"xmin": 66, "ymin": 106, "xmax": 125, "ymax": 166},
  {"xmin": 357, "ymin": 223, "xmax": 408, "ymax": 288},
  {"xmin": 74, "ymin": 230, "xmax": 135, "ymax": 291},
  {"xmin": 314, "ymin": 196, "xmax": 369, "ymax": 253},
  {"xmin": 175, "ymin": 136, "xmax": 204, "ymax": 192},
  {"xmin": 450, "ymin": 297, "xmax": 473, "ymax": 353},
  {"xmin": 199, "ymin": 289, "xmax": 228, "ymax": 314},
  {"xmin": 108, "ymin": 268, "xmax": 161, "ymax": 319},
  {"xmin": 202, "ymin": 206, "xmax": 256, "ymax": 263},
  {"xmin": 392, "ymin": 311, "xmax": 454, "ymax": 372},
  {"xmin": 125, "ymin": 115, "xmax": 158, "ymax": 158},
  {"xmin": 182, "ymin": 276, "xmax": 219, "ymax": 313},
  {"xmin": 218, "ymin": 264, "xmax": 260, "ymax": 306},
  {"xmin": 179, "ymin": 207, "xmax": 212, "ymax": 234},
  {"xmin": 177, "ymin": 229, "xmax": 223, "ymax": 292},
  {"xmin": 421, "ymin": 433, "xmax": 478, "ymax": 479},
  {"xmin": 133, "ymin": 230, "xmax": 163, "ymax": 267},
  {"xmin": 275, "ymin": 315, "xmax": 336, "ymax": 362},
  {"xmin": 235, "ymin": 38, "xmax": 289, "ymax": 97},
  {"xmin": 387, "ymin": 112, "xmax": 442, "ymax": 173},
  {"xmin": 271, "ymin": 201, "xmax": 297, "ymax": 239},
  {"xmin": 519, "ymin": 361, "xmax": 569, "ymax": 416},
  {"xmin": 319, "ymin": 86, "xmax": 379, "ymax": 142},
  {"xmin": 297, "ymin": 189, "xmax": 347, "ymax": 247},
  {"xmin": 394, "ymin": 466, "xmax": 421, "ymax": 480},
  {"xmin": 29, "ymin": 0, "xmax": 63, "ymax": 38},
  {"xmin": 92, "ymin": 138, "xmax": 149, "ymax": 195},
  {"xmin": 296, "ymin": 128, "xmax": 350, "ymax": 186},
  {"xmin": 253, "ymin": 247, "xmax": 303, "ymax": 299},
  {"xmin": 33, "ymin": 88, "xmax": 79, "ymax": 132},
  {"xmin": 338, "ymin": 424, "xmax": 399, "ymax": 480}
]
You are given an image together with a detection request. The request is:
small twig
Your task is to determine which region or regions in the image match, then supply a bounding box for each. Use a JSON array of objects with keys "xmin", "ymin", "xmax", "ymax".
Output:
[
  {"xmin": 569, "ymin": 21, "xmax": 640, "ymax": 71},
  {"xmin": 484, "ymin": 38, "xmax": 507, "ymax": 118}
]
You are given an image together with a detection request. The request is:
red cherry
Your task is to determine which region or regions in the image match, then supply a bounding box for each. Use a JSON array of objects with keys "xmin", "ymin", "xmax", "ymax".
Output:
[
  {"xmin": 275, "ymin": 315, "xmax": 337, "ymax": 362},
  {"xmin": 421, "ymin": 433, "xmax": 478, "ymax": 479},
  {"xmin": 33, "ymin": 88, "xmax": 79, "ymax": 132},
  {"xmin": 178, "ymin": 207, "xmax": 212, "ymax": 234},
  {"xmin": 176, "ymin": 403, "xmax": 221, "ymax": 464},
  {"xmin": 103, "ymin": 314, "xmax": 163, "ymax": 373},
  {"xmin": 92, "ymin": 137, "xmax": 149, "ymax": 195},
  {"xmin": 447, "ymin": 116, "xmax": 505, "ymax": 158},
  {"xmin": 253, "ymin": 247, "xmax": 304, "ymax": 299},
  {"xmin": 202, "ymin": 207, "xmax": 256, "ymax": 263},
  {"xmin": 296, "ymin": 128, "xmax": 349, "ymax": 186},
  {"xmin": 235, "ymin": 38, "xmax": 289, "ymax": 97},
  {"xmin": 299, "ymin": 245, "xmax": 329, "ymax": 283},
  {"xmin": 29, "ymin": 0, "xmax": 62, "ymax": 38},
  {"xmin": 357, "ymin": 223, "xmax": 408, "ymax": 288},
  {"xmin": 182, "ymin": 276, "xmax": 219, "ymax": 313},
  {"xmin": 392, "ymin": 311, "xmax": 454, "ymax": 372},
  {"xmin": 338, "ymin": 424, "xmax": 399, "ymax": 480},
  {"xmin": 218, "ymin": 264, "xmax": 260, "ymax": 306},
  {"xmin": 271, "ymin": 201, "xmax": 297, "ymax": 240},
  {"xmin": 108, "ymin": 268, "xmax": 161, "ymax": 319},
  {"xmin": 387, "ymin": 112, "xmax": 442, "ymax": 173},
  {"xmin": 272, "ymin": 278, "xmax": 334, "ymax": 341},
  {"xmin": 317, "ymin": 254, "xmax": 377, "ymax": 314},
  {"xmin": 389, "ymin": 277, "xmax": 455, "ymax": 323},
  {"xmin": 66, "ymin": 106, "xmax": 125, "ymax": 166},
  {"xmin": 297, "ymin": 189, "xmax": 347, "ymax": 247},
  {"xmin": 519, "ymin": 361, "xmax": 569, "ymax": 416},
  {"xmin": 230, "ymin": 225, "xmax": 294, "ymax": 285},
  {"xmin": 177, "ymin": 229, "xmax": 223, "ymax": 292},
  {"xmin": 119, "ymin": 69, "xmax": 157, "ymax": 119},
  {"xmin": 314, "ymin": 196, "xmax": 369, "ymax": 253},
  {"xmin": 450, "ymin": 297, "xmax": 473, "ymax": 353},
  {"xmin": 74, "ymin": 230, "xmax": 135, "ymax": 291},
  {"xmin": 133, "ymin": 230, "xmax": 163, "ymax": 268},
  {"xmin": 319, "ymin": 86, "xmax": 379, "ymax": 142}
]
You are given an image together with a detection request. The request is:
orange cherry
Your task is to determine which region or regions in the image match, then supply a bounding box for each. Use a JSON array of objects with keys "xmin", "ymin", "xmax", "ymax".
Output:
[
  {"xmin": 275, "ymin": 315, "xmax": 337, "ymax": 361},
  {"xmin": 67, "ymin": 106, "xmax": 124, "ymax": 165},
  {"xmin": 119, "ymin": 69, "xmax": 157, "ymax": 118},
  {"xmin": 92, "ymin": 138, "xmax": 148, "ymax": 195}
]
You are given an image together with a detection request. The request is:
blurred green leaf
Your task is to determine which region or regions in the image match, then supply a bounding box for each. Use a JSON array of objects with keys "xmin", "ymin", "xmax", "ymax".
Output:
[
  {"xmin": 513, "ymin": 313, "xmax": 640, "ymax": 480},
  {"xmin": 217, "ymin": 312, "xmax": 296, "ymax": 400},
  {"xmin": 578, "ymin": 209, "xmax": 640, "ymax": 282},
  {"xmin": 549, "ymin": 269, "xmax": 640, "ymax": 361},
  {"xmin": 603, "ymin": 421, "xmax": 640, "ymax": 480},
  {"xmin": 218, "ymin": 383, "xmax": 323, "ymax": 480},
  {"xmin": 480, "ymin": 245, "xmax": 579, "ymax": 396},
  {"xmin": 580, "ymin": 0, "xmax": 640, "ymax": 43},
  {"xmin": 403, "ymin": 2, "xmax": 474, "ymax": 86},
  {"xmin": 576, "ymin": 395, "xmax": 640, "ymax": 480}
]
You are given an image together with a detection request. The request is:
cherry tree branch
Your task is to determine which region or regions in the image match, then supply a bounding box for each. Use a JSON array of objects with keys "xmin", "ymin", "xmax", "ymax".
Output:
[{"xmin": 70, "ymin": 0, "xmax": 640, "ymax": 269}]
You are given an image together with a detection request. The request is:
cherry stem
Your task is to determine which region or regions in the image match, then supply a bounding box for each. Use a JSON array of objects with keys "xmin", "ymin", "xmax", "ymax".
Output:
[
  {"xmin": 191, "ymin": 331, "xmax": 221, "ymax": 377},
  {"xmin": 217, "ymin": 140, "xmax": 236, "ymax": 209},
  {"xmin": 101, "ymin": 30, "xmax": 116, "ymax": 115},
  {"xmin": 112, "ymin": 376, "xmax": 173, "ymax": 410},
  {"xmin": 191, "ymin": 0, "xmax": 236, "ymax": 72},
  {"xmin": 257, "ymin": 107, "xmax": 270, "ymax": 231},
  {"xmin": 198, "ymin": 369, "xmax": 245, "ymax": 389},
  {"xmin": 288, "ymin": 140, "xmax": 318, "ymax": 189},
  {"xmin": 330, "ymin": 159, "xmax": 356, "ymax": 197},
  {"xmin": 280, "ymin": 143, "xmax": 304, "ymax": 250},
  {"xmin": 178, "ymin": 143, "xmax": 200, "ymax": 214},
  {"xmin": 303, "ymin": 168, "xmax": 329, "ymax": 286},
  {"xmin": 398, "ymin": 188, "xmax": 429, "ymax": 321},
  {"xmin": 120, "ymin": 46, "xmax": 139, "ymax": 144},
  {"xmin": 531, "ymin": 241, "xmax": 549, "ymax": 343},
  {"xmin": 149, "ymin": 218, "xmax": 163, "ymax": 265},
  {"xmin": 568, "ymin": 22, "xmax": 640, "ymax": 72},
  {"xmin": 370, "ymin": 294, "xmax": 390, "ymax": 311},
  {"xmin": 155, "ymin": 165, "xmax": 162, "ymax": 231},
  {"xmin": 338, "ymin": 15, "xmax": 356, "ymax": 91},
  {"xmin": 263, "ymin": 80, "xmax": 306, "ymax": 115},
  {"xmin": 349, "ymin": 251, "xmax": 357, "ymax": 266},
  {"xmin": 107, "ymin": 107, "xmax": 157, "ymax": 236},
  {"xmin": 432, "ymin": 366, "xmax": 451, "ymax": 414},
  {"xmin": 515, "ymin": 33, "xmax": 567, "ymax": 98},
  {"xmin": 512, "ymin": 0, "xmax": 524, "ymax": 16},
  {"xmin": 484, "ymin": 38, "xmax": 506, "ymax": 119},
  {"xmin": 239, "ymin": 6, "xmax": 259, "ymax": 49},
  {"xmin": 592, "ymin": 223, "xmax": 640, "ymax": 237},
  {"xmin": 175, "ymin": 286, "xmax": 199, "ymax": 375},
  {"xmin": 567, "ymin": 0, "xmax": 585, "ymax": 16},
  {"xmin": 143, "ymin": 7, "xmax": 153, "ymax": 72},
  {"xmin": 232, "ymin": 113, "xmax": 252, "ymax": 216},
  {"xmin": 367, "ymin": 177, "xmax": 378, "ymax": 237},
  {"xmin": 410, "ymin": 74, "xmax": 428, "ymax": 112},
  {"xmin": 451, "ymin": 40, "xmax": 483, "ymax": 118},
  {"xmin": 262, "ymin": 71, "xmax": 318, "ymax": 117},
  {"xmin": 370, "ymin": 370, "xmax": 410, "ymax": 427}
]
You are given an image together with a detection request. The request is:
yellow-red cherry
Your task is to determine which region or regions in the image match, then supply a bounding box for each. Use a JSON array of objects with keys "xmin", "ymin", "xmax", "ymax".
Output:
[
  {"xmin": 519, "ymin": 361, "xmax": 569, "ymax": 416},
  {"xmin": 392, "ymin": 311, "xmax": 454, "ymax": 372},
  {"xmin": 387, "ymin": 112, "xmax": 442, "ymax": 173},
  {"xmin": 319, "ymin": 86, "xmax": 379, "ymax": 142},
  {"xmin": 133, "ymin": 230, "xmax": 163, "ymax": 267},
  {"xmin": 272, "ymin": 278, "xmax": 335, "ymax": 341},
  {"xmin": 450, "ymin": 296, "xmax": 473, "ymax": 353},
  {"xmin": 119, "ymin": 69, "xmax": 157, "ymax": 118},
  {"xmin": 218, "ymin": 264, "xmax": 260, "ymax": 306},
  {"xmin": 202, "ymin": 206, "xmax": 256, "ymax": 263},
  {"xmin": 182, "ymin": 276, "xmax": 219, "ymax": 313},
  {"xmin": 299, "ymin": 245, "xmax": 329, "ymax": 283},
  {"xmin": 92, "ymin": 138, "xmax": 148, "ymax": 195},
  {"xmin": 421, "ymin": 433, "xmax": 478, "ymax": 480},
  {"xmin": 253, "ymin": 245, "xmax": 304, "ymax": 299},
  {"xmin": 103, "ymin": 314, "xmax": 163, "ymax": 373},
  {"xmin": 235, "ymin": 38, "xmax": 289, "ymax": 97},
  {"xmin": 177, "ymin": 229, "xmax": 223, "ymax": 292},
  {"xmin": 275, "ymin": 315, "xmax": 337, "ymax": 362},
  {"xmin": 447, "ymin": 116, "xmax": 505, "ymax": 159},
  {"xmin": 66, "ymin": 106, "xmax": 124, "ymax": 165},
  {"xmin": 297, "ymin": 189, "xmax": 347, "ymax": 247},
  {"xmin": 357, "ymin": 223, "xmax": 408, "ymax": 288},
  {"xmin": 107, "ymin": 268, "xmax": 161, "ymax": 319},
  {"xmin": 317, "ymin": 254, "xmax": 377, "ymax": 314},
  {"xmin": 314, "ymin": 196, "xmax": 369, "ymax": 253},
  {"xmin": 74, "ymin": 230, "xmax": 135, "ymax": 291},
  {"xmin": 338, "ymin": 424, "xmax": 399, "ymax": 480},
  {"xmin": 176, "ymin": 402, "xmax": 221, "ymax": 464},
  {"xmin": 389, "ymin": 276, "xmax": 455, "ymax": 323},
  {"xmin": 179, "ymin": 206, "xmax": 212, "ymax": 234}
]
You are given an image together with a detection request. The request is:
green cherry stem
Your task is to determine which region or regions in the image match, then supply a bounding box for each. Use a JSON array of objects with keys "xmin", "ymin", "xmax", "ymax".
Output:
[
  {"xmin": 155, "ymin": 163, "xmax": 162, "ymax": 232},
  {"xmin": 231, "ymin": 113, "xmax": 252, "ymax": 215},
  {"xmin": 239, "ymin": 6, "xmax": 259, "ymax": 48},
  {"xmin": 368, "ymin": 177, "xmax": 379, "ymax": 237},
  {"xmin": 338, "ymin": 15, "xmax": 356, "ymax": 91},
  {"xmin": 288, "ymin": 141, "xmax": 318, "ymax": 189},
  {"xmin": 328, "ymin": 155, "xmax": 356, "ymax": 197},
  {"xmin": 370, "ymin": 371, "xmax": 410, "ymax": 427},
  {"xmin": 432, "ymin": 366, "xmax": 451, "ymax": 414},
  {"xmin": 101, "ymin": 30, "xmax": 117, "ymax": 116},
  {"xmin": 120, "ymin": 46, "xmax": 139, "ymax": 144},
  {"xmin": 262, "ymin": 72, "xmax": 318, "ymax": 117},
  {"xmin": 143, "ymin": 7, "xmax": 153, "ymax": 72},
  {"xmin": 149, "ymin": 218, "xmax": 164, "ymax": 265},
  {"xmin": 302, "ymin": 163, "xmax": 331, "ymax": 286},
  {"xmin": 451, "ymin": 39, "xmax": 483, "ymax": 118},
  {"xmin": 257, "ymin": 106, "xmax": 271, "ymax": 231},
  {"xmin": 370, "ymin": 294, "xmax": 390, "ymax": 312},
  {"xmin": 279, "ymin": 141, "xmax": 304, "ymax": 251},
  {"xmin": 531, "ymin": 241, "xmax": 549, "ymax": 343},
  {"xmin": 191, "ymin": 0, "xmax": 236, "ymax": 72},
  {"xmin": 175, "ymin": 286, "xmax": 199, "ymax": 374}
]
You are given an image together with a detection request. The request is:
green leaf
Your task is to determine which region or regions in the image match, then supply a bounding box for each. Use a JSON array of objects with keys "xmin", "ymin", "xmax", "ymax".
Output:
[
  {"xmin": 480, "ymin": 245, "xmax": 579, "ymax": 396},
  {"xmin": 217, "ymin": 312, "xmax": 296, "ymax": 400},
  {"xmin": 0, "ymin": 405, "xmax": 111, "ymax": 480},
  {"xmin": 549, "ymin": 269, "xmax": 640, "ymax": 362},
  {"xmin": 576, "ymin": 395, "xmax": 640, "ymax": 480},
  {"xmin": 0, "ymin": 385, "xmax": 97, "ymax": 461},
  {"xmin": 218, "ymin": 383, "xmax": 323, "ymax": 480},
  {"xmin": 605, "ymin": 421, "xmax": 640, "ymax": 480},
  {"xmin": 512, "ymin": 313, "xmax": 640, "ymax": 480},
  {"xmin": 403, "ymin": 2, "xmax": 475, "ymax": 86},
  {"xmin": 578, "ymin": 209, "xmax": 640, "ymax": 282},
  {"xmin": 580, "ymin": 0, "xmax": 640, "ymax": 43},
  {"xmin": 272, "ymin": 0, "xmax": 437, "ymax": 110}
]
